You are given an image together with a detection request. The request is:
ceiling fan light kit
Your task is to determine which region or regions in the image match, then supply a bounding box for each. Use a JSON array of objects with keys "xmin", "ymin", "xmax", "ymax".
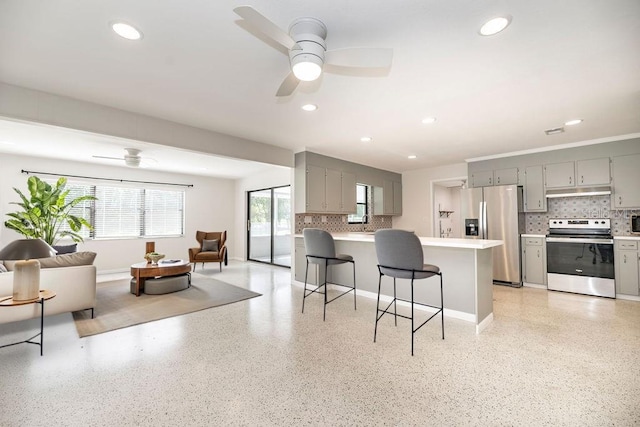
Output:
[{"xmin": 233, "ymin": 6, "xmax": 393, "ymax": 97}]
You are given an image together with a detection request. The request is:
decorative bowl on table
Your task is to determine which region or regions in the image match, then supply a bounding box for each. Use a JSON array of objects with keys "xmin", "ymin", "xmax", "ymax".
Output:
[{"xmin": 145, "ymin": 252, "xmax": 165, "ymax": 265}]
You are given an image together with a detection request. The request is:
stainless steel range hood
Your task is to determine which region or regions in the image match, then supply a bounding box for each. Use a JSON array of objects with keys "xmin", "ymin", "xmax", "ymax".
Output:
[{"xmin": 545, "ymin": 186, "xmax": 612, "ymax": 198}]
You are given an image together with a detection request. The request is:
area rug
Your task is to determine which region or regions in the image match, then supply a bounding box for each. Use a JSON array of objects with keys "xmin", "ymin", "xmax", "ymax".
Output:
[{"xmin": 72, "ymin": 275, "xmax": 261, "ymax": 337}]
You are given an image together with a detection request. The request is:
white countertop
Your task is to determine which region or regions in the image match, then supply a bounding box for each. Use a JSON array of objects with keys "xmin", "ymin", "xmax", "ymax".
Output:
[
  {"xmin": 521, "ymin": 234, "xmax": 545, "ymax": 238},
  {"xmin": 614, "ymin": 235, "xmax": 640, "ymax": 240},
  {"xmin": 295, "ymin": 232, "xmax": 503, "ymax": 250}
]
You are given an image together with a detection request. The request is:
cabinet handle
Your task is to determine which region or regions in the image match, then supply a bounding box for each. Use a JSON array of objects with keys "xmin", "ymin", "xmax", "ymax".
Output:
[
  {"xmin": 624, "ymin": 254, "xmax": 627, "ymax": 263},
  {"xmin": 569, "ymin": 176, "xmax": 572, "ymax": 185},
  {"xmin": 538, "ymin": 200, "xmax": 541, "ymax": 208},
  {"xmin": 537, "ymin": 249, "xmax": 540, "ymax": 258},
  {"xmin": 497, "ymin": 177, "xmax": 500, "ymax": 184},
  {"xmin": 619, "ymin": 196, "xmax": 622, "ymax": 206},
  {"xmin": 581, "ymin": 175, "xmax": 584, "ymax": 184}
]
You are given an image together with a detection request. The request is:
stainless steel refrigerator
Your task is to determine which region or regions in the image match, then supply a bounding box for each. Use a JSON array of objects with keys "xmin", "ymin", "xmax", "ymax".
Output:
[{"xmin": 460, "ymin": 184, "xmax": 525, "ymax": 286}]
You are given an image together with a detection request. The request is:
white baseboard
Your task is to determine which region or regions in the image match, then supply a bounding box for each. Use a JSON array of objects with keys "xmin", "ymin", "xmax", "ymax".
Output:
[
  {"xmin": 616, "ymin": 293, "xmax": 640, "ymax": 301},
  {"xmin": 292, "ymin": 280, "xmax": 476, "ymax": 324},
  {"xmin": 476, "ymin": 313, "xmax": 494, "ymax": 334}
]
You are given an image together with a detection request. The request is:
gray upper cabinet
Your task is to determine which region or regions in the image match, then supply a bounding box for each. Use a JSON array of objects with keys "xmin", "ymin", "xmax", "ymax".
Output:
[
  {"xmin": 576, "ymin": 158, "xmax": 610, "ymax": 186},
  {"xmin": 494, "ymin": 167, "xmax": 519, "ymax": 186},
  {"xmin": 471, "ymin": 170, "xmax": 493, "ymax": 187},
  {"xmin": 545, "ymin": 158, "xmax": 610, "ymax": 189},
  {"xmin": 324, "ymin": 168, "xmax": 342, "ymax": 212},
  {"xmin": 545, "ymin": 161, "xmax": 575, "ymax": 188},
  {"xmin": 341, "ymin": 171, "xmax": 357, "ymax": 213},
  {"xmin": 524, "ymin": 165, "xmax": 546, "ymax": 212},
  {"xmin": 472, "ymin": 168, "xmax": 518, "ymax": 187},
  {"xmin": 304, "ymin": 165, "xmax": 356, "ymax": 213},
  {"xmin": 612, "ymin": 154, "xmax": 640, "ymax": 208},
  {"xmin": 373, "ymin": 180, "xmax": 402, "ymax": 215},
  {"xmin": 305, "ymin": 164, "xmax": 326, "ymax": 212}
]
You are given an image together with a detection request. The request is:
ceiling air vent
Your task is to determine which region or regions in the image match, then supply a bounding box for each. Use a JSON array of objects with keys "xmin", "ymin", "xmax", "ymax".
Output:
[{"xmin": 545, "ymin": 127, "xmax": 565, "ymax": 135}]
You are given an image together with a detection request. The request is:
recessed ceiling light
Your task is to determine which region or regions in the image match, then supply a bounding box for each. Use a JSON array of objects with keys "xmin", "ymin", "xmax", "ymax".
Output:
[
  {"xmin": 408, "ymin": 155, "xmax": 417, "ymax": 159},
  {"xmin": 479, "ymin": 16, "xmax": 512, "ymax": 36},
  {"xmin": 360, "ymin": 136, "xmax": 372, "ymax": 142},
  {"xmin": 564, "ymin": 119, "xmax": 583, "ymax": 126},
  {"xmin": 301, "ymin": 104, "xmax": 318, "ymax": 112},
  {"xmin": 111, "ymin": 22, "xmax": 143, "ymax": 40},
  {"xmin": 421, "ymin": 117, "xmax": 436, "ymax": 124}
]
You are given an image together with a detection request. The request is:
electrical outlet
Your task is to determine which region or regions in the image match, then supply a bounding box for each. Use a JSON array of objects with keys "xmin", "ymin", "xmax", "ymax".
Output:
[
  {"xmin": 321, "ymin": 216, "xmax": 327, "ymax": 223},
  {"xmin": 304, "ymin": 216, "xmax": 312, "ymax": 224},
  {"xmin": 382, "ymin": 217, "xmax": 385, "ymax": 222},
  {"xmin": 342, "ymin": 216, "xmax": 346, "ymax": 222}
]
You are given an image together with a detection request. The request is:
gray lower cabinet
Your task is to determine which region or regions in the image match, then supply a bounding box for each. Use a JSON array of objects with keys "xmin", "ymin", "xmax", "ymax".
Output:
[
  {"xmin": 295, "ymin": 237, "xmax": 319, "ymax": 285},
  {"xmin": 614, "ymin": 240, "xmax": 639, "ymax": 296},
  {"xmin": 521, "ymin": 236, "xmax": 546, "ymax": 285}
]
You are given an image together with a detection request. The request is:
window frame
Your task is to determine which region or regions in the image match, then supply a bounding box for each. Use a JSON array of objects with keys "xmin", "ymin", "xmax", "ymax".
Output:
[{"xmin": 348, "ymin": 184, "xmax": 369, "ymax": 224}]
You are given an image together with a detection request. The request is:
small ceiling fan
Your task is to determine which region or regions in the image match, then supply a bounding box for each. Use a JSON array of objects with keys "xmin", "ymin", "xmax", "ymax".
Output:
[
  {"xmin": 233, "ymin": 5, "xmax": 393, "ymax": 97},
  {"xmin": 93, "ymin": 148, "xmax": 155, "ymax": 168}
]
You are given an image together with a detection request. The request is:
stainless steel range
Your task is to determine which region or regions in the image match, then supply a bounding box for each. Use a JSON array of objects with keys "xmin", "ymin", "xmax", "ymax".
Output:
[{"xmin": 546, "ymin": 218, "xmax": 615, "ymax": 298}]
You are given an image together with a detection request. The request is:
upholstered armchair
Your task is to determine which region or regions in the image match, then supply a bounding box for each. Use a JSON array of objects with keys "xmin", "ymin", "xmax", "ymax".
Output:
[{"xmin": 188, "ymin": 231, "xmax": 228, "ymax": 272}]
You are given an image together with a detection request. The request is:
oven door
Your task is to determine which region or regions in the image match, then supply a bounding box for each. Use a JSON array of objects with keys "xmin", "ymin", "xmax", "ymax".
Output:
[{"xmin": 546, "ymin": 237, "xmax": 615, "ymax": 297}]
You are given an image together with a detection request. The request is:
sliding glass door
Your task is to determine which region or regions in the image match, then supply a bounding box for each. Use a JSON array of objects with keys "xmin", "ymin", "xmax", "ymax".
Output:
[{"xmin": 247, "ymin": 185, "xmax": 291, "ymax": 267}]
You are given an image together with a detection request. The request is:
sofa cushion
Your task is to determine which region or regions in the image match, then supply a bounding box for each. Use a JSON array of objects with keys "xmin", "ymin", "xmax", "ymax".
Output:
[{"xmin": 202, "ymin": 239, "xmax": 219, "ymax": 252}]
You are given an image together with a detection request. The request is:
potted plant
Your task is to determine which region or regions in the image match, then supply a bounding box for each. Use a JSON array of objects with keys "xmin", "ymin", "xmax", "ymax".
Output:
[{"xmin": 4, "ymin": 176, "xmax": 97, "ymax": 252}]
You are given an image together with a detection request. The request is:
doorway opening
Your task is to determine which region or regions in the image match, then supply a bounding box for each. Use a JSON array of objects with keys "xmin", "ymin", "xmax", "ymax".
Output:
[
  {"xmin": 431, "ymin": 178, "xmax": 466, "ymax": 238},
  {"xmin": 247, "ymin": 185, "xmax": 291, "ymax": 267}
]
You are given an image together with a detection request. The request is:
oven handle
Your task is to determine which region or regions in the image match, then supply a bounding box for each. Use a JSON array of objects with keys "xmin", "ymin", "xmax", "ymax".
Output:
[{"xmin": 545, "ymin": 237, "xmax": 613, "ymax": 244}]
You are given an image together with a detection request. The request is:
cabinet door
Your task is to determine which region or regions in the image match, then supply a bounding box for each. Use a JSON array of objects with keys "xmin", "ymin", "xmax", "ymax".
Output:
[
  {"xmin": 612, "ymin": 154, "xmax": 640, "ymax": 208},
  {"xmin": 472, "ymin": 170, "xmax": 493, "ymax": 187},
  {"xmin": 494, "ymin": 168, "xmax": 519, "ymax": 185},
  {"xmin": 383, "ymin": 180, "xmax": 394, "ymax": 214},
  {"xmin": 341, "ymin": 171, "xmax": 357, "ymax": 213},
  {"xmin": 615, "ymin": 249, "xmax": 639, "ymax": 296},
  {"xmin": 524, "ymin": 166, "xmax": 546, "ymax": 212},
  {"xmin": 306, "ymin": 165, "xmax": 326, "ymax": 212},
  {"xmin": 545, "ymin": 162, "xmax": 575, "ymax": 188},
  {"xmin": 325, "ymin": 168, "xmax": 342, "ymax": 213},
  {"xmin": 576, "ymin": 158, "xmax": 610, "ymax": 186},
  {"xmin": 393, "ymin": 181, "xmax": 402, "ymax": 214},
  {"xmin": 523, "ymin": 238, "xmax": 545, "ymax": 284}
]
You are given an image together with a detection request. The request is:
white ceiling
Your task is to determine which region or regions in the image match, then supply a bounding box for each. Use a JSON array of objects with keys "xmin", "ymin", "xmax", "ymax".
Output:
[{"xmin": 0, "ymin": 0, "xmax": 639, "ymax": 176}]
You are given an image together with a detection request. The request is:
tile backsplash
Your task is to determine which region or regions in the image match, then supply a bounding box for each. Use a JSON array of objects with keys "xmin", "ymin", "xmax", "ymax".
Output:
[
  {"xmin": 525, "ymin": 195, "xmax": 638, "ymax": 235},
  {"xmin": 294, "ymin": 213, "xmax": 392, "ymax": 234}
]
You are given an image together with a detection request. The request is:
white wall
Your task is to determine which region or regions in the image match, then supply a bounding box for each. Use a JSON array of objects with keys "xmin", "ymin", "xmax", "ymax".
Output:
[
  {"xmin": 394, "ymin": 163, "xmax": 468, "ymax": 237},
  {"xmin": 0, "ymin": 153, "xmax": 236, "ymax": 272},
  {"xmin": 233, "ymin": 165, "xmax": 292, "ymax": 260}
]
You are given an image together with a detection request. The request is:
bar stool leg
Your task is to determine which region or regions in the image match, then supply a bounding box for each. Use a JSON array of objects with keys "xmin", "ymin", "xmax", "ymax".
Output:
[
  {"xmin": 374, "ymin": 273, "xmax": 382, "ymax": 343},
  {"xmin": 323, "ymin": 261, "xmax": 328, "ymax": 322},
  {"xmin": 393, "ymin": 277, "xmax": 397, "ymax": 326},
  {"xmin": 440, "ymin": 273, "xmax": 445, "ymax": 340},
  {"xmin": 353, "ymin": 262, "xmax": 357, "ymax": 311},
  {"xmin": 411, "ymin": 278, "xmax": 415, "ymax": 356},
  {"xmin": 302, "ymin": 258, "xmax": 309, "ymax": 314}
]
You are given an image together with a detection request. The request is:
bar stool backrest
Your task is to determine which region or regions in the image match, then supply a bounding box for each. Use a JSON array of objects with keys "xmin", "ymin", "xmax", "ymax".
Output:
[
  {"xmin": 374, "ymin": 229, "xmax": 424, "ymax": 279},
  {"xmin": 303, "ymin": 228, "xmax": 337, "ymax": 265}
]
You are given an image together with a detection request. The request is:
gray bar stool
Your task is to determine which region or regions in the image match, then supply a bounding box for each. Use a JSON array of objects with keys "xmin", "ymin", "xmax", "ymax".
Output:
[
  {"xmin": 302, "ymin": 228, "xmax": 356, "ymax": 321},
  {"xmin": 373, "ymin": 229, "xmax": 444, "ymax": 355}
]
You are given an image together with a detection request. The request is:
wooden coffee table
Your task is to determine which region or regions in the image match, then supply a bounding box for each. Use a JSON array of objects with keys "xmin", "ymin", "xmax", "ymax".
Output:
[{"xmin": 130, "ymin": 260, "xmax": 191, "ymax": 297}]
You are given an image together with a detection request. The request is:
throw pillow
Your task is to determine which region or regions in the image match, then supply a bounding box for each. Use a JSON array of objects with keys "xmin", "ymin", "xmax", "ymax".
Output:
[
  {"xmin": 0, "ymin": 263, "xmax": 7, "ymax": 273},
  {"xmin": 202, "ymin": 239, "xmax": 219, "ymax": 252}
]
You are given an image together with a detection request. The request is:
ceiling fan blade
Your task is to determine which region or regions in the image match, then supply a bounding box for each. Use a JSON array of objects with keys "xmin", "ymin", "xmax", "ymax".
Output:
[
  {"xmin": 92, "ymin": 155, "xmax": 122, "ymax": 161},
  {"xmin": 325, "ymin": 48, "xmax": 393, "ymax": 69},
  {"xmin": 234, "ymin": 6, "xmax": 299, "ymax": 51},
  {"xmin": 276, "ymin": 72, "xmax": 300, "ymax": 97}
]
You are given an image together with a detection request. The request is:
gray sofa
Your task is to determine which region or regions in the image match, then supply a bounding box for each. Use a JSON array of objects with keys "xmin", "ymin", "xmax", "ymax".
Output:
[{"xmin": 0, "ymin": 252, "xmax": 97, "ymax": 324}]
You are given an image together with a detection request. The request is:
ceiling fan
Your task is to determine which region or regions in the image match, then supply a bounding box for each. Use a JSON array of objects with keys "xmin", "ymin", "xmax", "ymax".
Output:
[
  {"xmin": 93, "ymin": 148, "xmax": 154, "ymax": 168},
  {"xmin": 233, "ymin": 5, "xmax": 393, "ymax": 97}
]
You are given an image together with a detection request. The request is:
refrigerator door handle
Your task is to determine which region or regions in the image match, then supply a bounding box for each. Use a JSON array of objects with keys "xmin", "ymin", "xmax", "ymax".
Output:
[{"xmin": 480, "ymin": 201, "xmax": 487, "ymax": 239}]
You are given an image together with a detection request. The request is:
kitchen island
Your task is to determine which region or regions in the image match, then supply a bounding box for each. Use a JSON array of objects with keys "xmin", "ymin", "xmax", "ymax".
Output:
[{"xmin": 294, "ymin": 233, "xmax": 503, "ymax": 333}]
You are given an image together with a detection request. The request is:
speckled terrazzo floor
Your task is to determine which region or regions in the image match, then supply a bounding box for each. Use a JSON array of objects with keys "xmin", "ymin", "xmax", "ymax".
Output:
[{"xmin": 1, "ymin": 261, "xmax": 639, "ymax": 426}]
